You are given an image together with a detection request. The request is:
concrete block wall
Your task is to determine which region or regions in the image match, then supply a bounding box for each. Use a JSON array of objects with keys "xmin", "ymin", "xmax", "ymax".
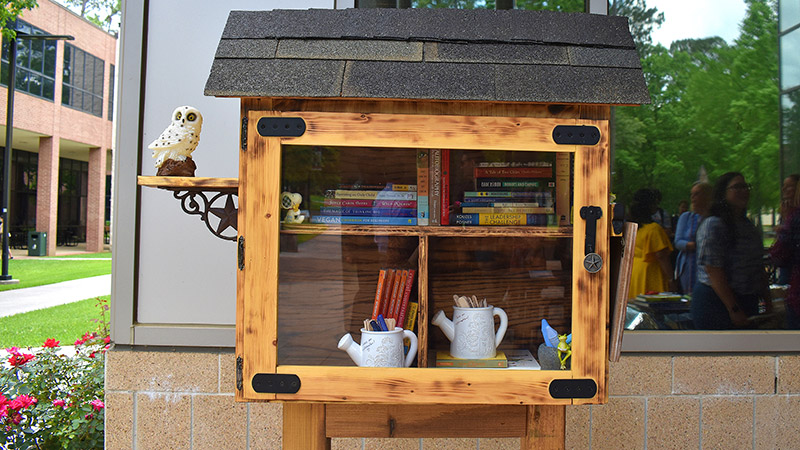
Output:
[{"xmin": 105, "ymin": 350, "xmax": 800, "ymax": 449}]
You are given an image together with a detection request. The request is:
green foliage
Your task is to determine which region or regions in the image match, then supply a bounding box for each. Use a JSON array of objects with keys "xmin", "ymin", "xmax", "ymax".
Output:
[
  {"xmin": 0, "ymin": 0, "xmax": 38, "ymax": 40},
  {"xmin": 0, "ymin": 258, "xmax": 111, "ymax": 291},
  {"xmin": 612, "ymin": 0, "xmax": 779, "ymax": 219},
  {"xmin": 1, "ymin": 330, "xmax": 108, "ymax": 448},
  {"xmin": 60, "ymin": 0, "xmax": 120, "ymax": 33},
  {"xmin": 0, "ymin": 297, "xmax": 110, "ymax": 348}
]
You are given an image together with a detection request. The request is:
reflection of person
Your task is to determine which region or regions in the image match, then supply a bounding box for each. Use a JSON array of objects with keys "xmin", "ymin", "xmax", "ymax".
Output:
[
  {"xmin": 770, "ymin": 175, "xmax": 800, "ymax": 328},
  {"xmin": 673, "ymin": 182, "xmax": 712, "ymax": 294},
  {"xmin": 692, "ymin": 172, "xmax": 769, "ymax": 329},
  {"xmin": 629, "ymin": 188, "xmax": 675, "ymax": 298}
]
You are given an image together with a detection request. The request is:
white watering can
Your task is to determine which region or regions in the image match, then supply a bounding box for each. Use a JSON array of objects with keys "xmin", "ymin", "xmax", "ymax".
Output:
[
  {"xmin": 338, "ymin": 327, "xmax": 418, "ymax": 367},
  {"xmin": 432, "ymin": 306, "xmax": 508, "ymax": 359}
]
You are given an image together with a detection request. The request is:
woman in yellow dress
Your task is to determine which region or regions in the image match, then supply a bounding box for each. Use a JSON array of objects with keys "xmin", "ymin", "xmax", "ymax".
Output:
[{"xmin": 629, "ymin": 188, "xmax": 675, "ymax": 298}]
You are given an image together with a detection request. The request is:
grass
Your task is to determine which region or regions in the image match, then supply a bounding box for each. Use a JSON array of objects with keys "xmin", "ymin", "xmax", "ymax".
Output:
[
  {"xmin": 0, "ymin": 296, "xmax": 108, "ymax": 348},
  {"xmin": 0, "ymin": 256, "xmax": 112, "ymax": 291},
  {"xmin": 47, "ymin": 252, "xmax": 112, "ymax": 259}
]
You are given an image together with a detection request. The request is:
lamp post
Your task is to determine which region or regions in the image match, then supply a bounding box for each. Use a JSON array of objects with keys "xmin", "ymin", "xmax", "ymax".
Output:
[{"xmin": 1, "ymin": 27, "xmax": 73, "ymax": 283}]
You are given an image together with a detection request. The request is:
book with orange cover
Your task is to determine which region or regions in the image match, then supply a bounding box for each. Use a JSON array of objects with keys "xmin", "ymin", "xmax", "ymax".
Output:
[
  {"xmin": 380, "ymin": 269, "xmax": 396, "ymax": 317},
  {"xmin": 387, "ymin": 269, "xmax": 407, "ymax": 319},
  {"xmin": 395, "ymin": 269, "xmax": 416, "ymax": 325},
  {"xmin": 371, "ymin": 268, "xmax": 388, "ymax": 320}
]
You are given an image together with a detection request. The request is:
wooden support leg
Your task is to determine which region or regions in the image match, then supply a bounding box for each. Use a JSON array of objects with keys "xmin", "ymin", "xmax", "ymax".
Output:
[
  {"xmin": 522, "ymin": 405, "xmax": 565, "ymax": 450},
  {"xmin": 283, "ymin": 403, "xmax": 330, "ymax": 450}
]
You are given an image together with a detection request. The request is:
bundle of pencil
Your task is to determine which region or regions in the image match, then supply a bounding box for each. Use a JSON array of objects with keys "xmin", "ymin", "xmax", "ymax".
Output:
[{"xmin": 453, "ymin": 294, "xmax": 487, "ymax": 308}]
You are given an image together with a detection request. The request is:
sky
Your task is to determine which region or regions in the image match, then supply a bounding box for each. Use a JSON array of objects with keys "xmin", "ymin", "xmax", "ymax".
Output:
[{"xmin": 647, "ymin": 0, "xmax": 748, "ymax": 48}]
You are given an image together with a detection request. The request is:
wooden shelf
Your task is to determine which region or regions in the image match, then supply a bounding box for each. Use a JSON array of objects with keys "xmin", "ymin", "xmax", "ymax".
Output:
[
  {"xmin": 280, "ymin": 223, "xmax": 573, "ymax": 237},
  {"xmin": 137, "ymin": 176, "xmax": 238, "ymax": 191}
]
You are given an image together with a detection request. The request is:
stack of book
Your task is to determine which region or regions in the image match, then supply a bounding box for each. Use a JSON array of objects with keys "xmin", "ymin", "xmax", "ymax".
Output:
[
  {"xmin": 310, "ymin": 183, "xmax": 418, "ymax": 225},
  {"xmin": 371, "ymin": 268, "xmax": 418, "ymax": 332},
  {"xmin": 434, "ymin": 349, "xmax": 541, "ymax": 369},
  {"xmin": 451, "ymin": 162, "xmax": 557, "ymax": 226}
]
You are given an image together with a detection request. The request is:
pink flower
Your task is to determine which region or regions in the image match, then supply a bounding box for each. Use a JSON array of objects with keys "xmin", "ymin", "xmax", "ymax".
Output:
[
  {"xmin": 90, "ymin": 399, "xmax": 104, "ymax": 411},
  {"xmin": 8, "ymin": 352, "xmax": 35, "ymax": 367},
  {"xmin": 10, "ymin": 411, "xmax": 23, "ymax": 424},
  {"xmin": 9, "ymin": 395, "xmax": 37, "ymax": 410},
  {"xmin": 0, "ymin": 404, "xmax": 7, "ymax": 419},
  {"xmin": 84, "ymin": 413, "xmax": 94, "ymax": 420},
  {"xmin": 89, "ymin": 352, "xmax": 96, "ymax": 359},
  {"xmin": 52, "ymin": 399, "xmax": 66, "ymax": 408},
  {"xmin": 43, "ymin": 338, "xmax": 60, "ymax": 348},
  {"xmin": 103, "ymin": 336, "xmax": 111, "ymax": 344},
  {"xmin": 74, "ymin": 339, "xmax": 85, "ymax": 346}
]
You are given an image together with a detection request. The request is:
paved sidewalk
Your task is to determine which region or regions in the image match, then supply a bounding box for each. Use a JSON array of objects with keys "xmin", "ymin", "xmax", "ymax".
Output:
[{"xmin": 0, "ymin": 274, "xmax": 111, "ymax": 318}]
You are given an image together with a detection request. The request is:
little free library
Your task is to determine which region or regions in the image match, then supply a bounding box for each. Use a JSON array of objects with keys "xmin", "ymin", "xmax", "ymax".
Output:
[{"xmin": 140, "ymin": 7, "xmax": 648, "ymax": 448}]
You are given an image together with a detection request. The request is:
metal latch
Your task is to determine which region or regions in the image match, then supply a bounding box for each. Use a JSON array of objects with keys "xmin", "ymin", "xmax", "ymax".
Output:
[{"xmin": 580, "ymin": 206, "xmax": 603, "ymax": 273}]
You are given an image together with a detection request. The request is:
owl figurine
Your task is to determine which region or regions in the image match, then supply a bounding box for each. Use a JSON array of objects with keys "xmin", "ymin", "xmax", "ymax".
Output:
[{"xmin": 148, "ymin": 105, "xmax": 203, "ymax": 176}]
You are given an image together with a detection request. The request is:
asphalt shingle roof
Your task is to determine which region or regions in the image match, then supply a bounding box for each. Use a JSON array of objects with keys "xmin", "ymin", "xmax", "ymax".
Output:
[{"xmin": 204, "ymin": 8, "xmax": 650, "ymax": 105}]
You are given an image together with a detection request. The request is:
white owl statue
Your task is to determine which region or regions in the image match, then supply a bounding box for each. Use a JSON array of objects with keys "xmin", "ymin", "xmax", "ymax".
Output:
[{"xmin": 148, "ymin": 105, "xmax": 203, "ymax": 176}]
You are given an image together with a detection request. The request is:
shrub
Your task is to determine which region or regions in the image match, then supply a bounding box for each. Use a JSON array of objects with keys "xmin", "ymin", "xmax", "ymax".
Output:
[{"xmin": 1, "ymin": 333, "xmax": 109, "ymax": 449}]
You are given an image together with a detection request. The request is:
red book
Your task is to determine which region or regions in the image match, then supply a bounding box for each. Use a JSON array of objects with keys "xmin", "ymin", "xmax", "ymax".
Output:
[
  {"xmin": 441, "ymin": 149, "xmax": 450, "ymax": 225},
  {"xmin": 396, "ymin": 269, "xmax": 416, "ymax": 326},
  {"xmin": 371, "ymin": 269, "xmax": 388, "ymax": 320},
  {"xmin": 474, "ymin": 167, "xmax": 553, "ymax": 178},
  {"xmin": 387, "ymin": 269, "xmax": 407, "ymax": 320},
  {"xmin": 380, "ymin": 270, "xmax": 396, "ymax": 317}
]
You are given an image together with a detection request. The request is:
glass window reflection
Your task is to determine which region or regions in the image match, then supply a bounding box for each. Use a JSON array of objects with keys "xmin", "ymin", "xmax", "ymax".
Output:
[
  {"xmin": 780, "ymin": 0, "xmax": 800, "ymax": 32},
  {"xmin": 781, "ymin": 28, "xmax": 800, "ymax": 90}
]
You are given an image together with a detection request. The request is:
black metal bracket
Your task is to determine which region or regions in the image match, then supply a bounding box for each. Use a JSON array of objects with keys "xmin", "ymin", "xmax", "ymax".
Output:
[
  {"xmin": 237, "ymin": 236, "xmax": 245, "ymax": 270},
  {"xmin": 257, "ymin": 117, "xmax": 306, "ymax": 137},
  {"xmin": 167, "ymin": 187, "xmax": 238, "ymax": 241},
  {"xmin": 252, "ymin": 373, "xmax": 301, "ymax": 394},
  {"xmin": 552, "ymin": 125, "xmax": 601, "ymax": 145},
  {"xmin": 549, "ymin": 379, "xmax": 598, "ymax": 399},
  {"xmin": 236, "ymin": 356, "xmax": 243, "ymax": 391},
  {"xmin": 612, "ymin": 203, "xmax": 625, "ymax": 236},
  {"xmin": 580, "ymin": 206, "xmax": 602, "ymax": 254},
  {"xmin": 241, "ymin": 117, "xmax": 248, "ymax": 151}
]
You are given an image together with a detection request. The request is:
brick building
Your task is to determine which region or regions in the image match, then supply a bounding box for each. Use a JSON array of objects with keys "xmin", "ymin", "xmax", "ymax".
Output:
[{"xmin": 0, "ymin": 0, "xmax": 116, "ymax": 255}]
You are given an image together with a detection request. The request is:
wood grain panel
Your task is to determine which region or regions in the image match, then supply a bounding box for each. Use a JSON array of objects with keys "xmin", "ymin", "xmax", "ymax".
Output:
[
  {"xmin": 570, "ymin": 120, "xmax": 610, "ymax": 405},
  {"xmin": 281, "ymin": 111, "xmax": 581, "ymax": 152},
  {"xmin": 609, "ymin": 222, "xmax": 638, "ymax": 362},
  {"xmin": 326, "ymin": 404, "xmax": 527, "ymax": 438},
  {"xmin": 236, "ymin": 101, "xmax": 248, "ymax": 402},
  {"xmin": 238, "ymin": 109, "xmax": 280, "ymax": 400},
  {"xmin": 274, "ymin": 365, "xmax": 571, "ymax": 405},
  {"xmin": 272, "ymin": 98, "xmax": 582, "ymax": 119},
  {"xmin": 284, "ymin": 403, "xmax": 330, "ymax": 450},
  {"xmin": 280, "ymin": 224, "xmax": 573, "ymax": 238},
  {"xmin": 137, "ymin": 176, "xmax": 238, "ymax": 189},
  {"xmin": 523, "ymin": 405, "xmax": 566, "ymax": 450}
]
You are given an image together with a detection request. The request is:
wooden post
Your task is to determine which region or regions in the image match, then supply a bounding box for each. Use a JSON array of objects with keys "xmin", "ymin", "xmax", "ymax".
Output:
[
  {"xmin": 283, "ymin": 403, "xmax": 330, "ymax": 450},
  {"xmin": 522, "ymin": 405, "xmax": 566, "ymax": 450}
]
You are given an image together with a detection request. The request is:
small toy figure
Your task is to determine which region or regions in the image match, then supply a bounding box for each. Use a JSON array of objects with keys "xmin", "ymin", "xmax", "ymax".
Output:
[
  {"xmin": 148, "ymin": 106, "xmax": 203, "ymax": 176},
  {"xmin": 281, "ymin": 192, "xmax": 306, "ymax": 224},
  {"xmin": 556, "ymin": 334, "xmax": 571, "ymax": 370}
]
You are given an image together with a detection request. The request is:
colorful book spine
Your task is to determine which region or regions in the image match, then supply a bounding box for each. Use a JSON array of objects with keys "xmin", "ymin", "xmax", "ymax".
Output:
[
  {"xmin": 380, "ymin": 270, "xmax": 396, "ymax": 317},
  {"xmin": 387, "ymin": 270, "xmax": 406, "ymax": 320},
  {"xmin": 417, "ymin": 150, "xmax": 429, "ymax": 225},
  {"xmin": 476, "ymin": 162, "xmax": 552, "ymax": 168},
  {"xmin": 319, "ymin": 207, "xmax": 416, "ymax": 217},
  {"xmin": 456, "ymin": 201, "xmax": 541, "ymax": 208},
  {"xmin": 452, "ymin": 213, "xmax": 550, "ymax": 226},
  {"xmin": 323, "ymin": 199, "xmax": 417, "ymax": 208},
  {"xmin": 404, "ymin": 301, "xmax": 419, "ymax": 331},
  {"xmin": 395, "ymin": 269, "xmax": 416, "ymax": 323},
  {"xmin": 430, "ymin": 149, "xmax": 441, "ymax": 225},
  {"xmin": 336, "ymin": 183, "xmax": 417, "ymax": 191},
  {"xmin": 435, "ymin": 351, "xmax": 508, "ymax": 368},
  {"xmin": 460, "ymin": 207, "xmax": 554, "ymax": 214},
  {"xmin": 441, "ymin": 149, "xmax": 450, "ymax": 225},
  {"xmin": 474, "ymin": 167, "xmax": 553, "ymax": 178},
  {"xmin": 326, "ymin": 190, "xmax": 417, "ymax": 200},
  {"xmin": 476, "ymin": 179, "xmax": 548, "ymax": 189},
  {"xmin": 371, "ymin": 269, "xmax": 388, "ymax": 320},
  {"xmin": 464, "ymin": 191, "xmax": 546, "ymax": 198},
  {"xmin": 556, "ymin": 152, "xmax": 571, "ymax": 226},
  {"xmin": 310, "ymin": 216, "xmax": 418, "ymax": 225}
]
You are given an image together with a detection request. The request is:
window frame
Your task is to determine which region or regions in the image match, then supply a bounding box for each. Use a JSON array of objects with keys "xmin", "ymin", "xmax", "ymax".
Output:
[
  {"xmin": 0, "ymin": 19, "xmax": 58, "ymax": 101},
  {"xmin": 61, "ymin": 43, "xmax": 105, "ymax": 117}
]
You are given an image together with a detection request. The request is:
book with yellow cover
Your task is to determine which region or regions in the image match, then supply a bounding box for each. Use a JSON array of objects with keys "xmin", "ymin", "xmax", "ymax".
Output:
[{"xmin": 435, "ymin": 351, "xmax": 508, "ymax": 368}]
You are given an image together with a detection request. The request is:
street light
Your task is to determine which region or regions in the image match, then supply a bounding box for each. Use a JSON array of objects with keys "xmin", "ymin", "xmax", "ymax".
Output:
[{"xmin": 1, "ymin": 26, "xmax": 73, "ymax": 283}]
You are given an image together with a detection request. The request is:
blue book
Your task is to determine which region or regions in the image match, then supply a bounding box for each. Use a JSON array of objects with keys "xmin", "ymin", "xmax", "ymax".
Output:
[
  {"xmin": 310, "ymin": 215, "xmax": 418, "ymax": 226},
  {"xmin": 319, "ymin": 207, "xmax": 416, "ymax": 217}
]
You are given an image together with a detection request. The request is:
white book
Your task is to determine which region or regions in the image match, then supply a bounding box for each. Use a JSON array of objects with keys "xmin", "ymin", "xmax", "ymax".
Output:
[{"xmin": 504, "ymin": 349, "xmax": 541, "ymax": 370}]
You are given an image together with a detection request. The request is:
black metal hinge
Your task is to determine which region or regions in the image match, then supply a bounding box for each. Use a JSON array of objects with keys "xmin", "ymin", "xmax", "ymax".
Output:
[
  {"xmin": 241, "ymin": 117, "xmax": 248, "ymax": 151},
  {"xmin": 236, "ymin": 356, "xmax": 243, "ymax": 391},
  {"xmin": 237, "ymin": 236, "xmax": 245, "ymax": 270},
  {"xmin": 552, "ymin": 125, "xmax": 601, "ymax": 145},
  {"xmin": 252, "ymin": 373, "xmax": 301, "ymax": 394},
  {"xmin": 549, "ymin": 379, "xmax": 598, "ymax": 399},
  {"xmin": 257, "ymin": 117, "xmax": 306, "ymax": 137}
]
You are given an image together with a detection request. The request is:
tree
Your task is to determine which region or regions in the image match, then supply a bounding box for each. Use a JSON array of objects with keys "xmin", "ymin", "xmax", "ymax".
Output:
[
  {"xmin": 59, "ymin": 0, "xmax": 120, "ymax": 34},
  {"xmin": 0, "ymin": 0, "xmax": 38, "ymax": 39}
]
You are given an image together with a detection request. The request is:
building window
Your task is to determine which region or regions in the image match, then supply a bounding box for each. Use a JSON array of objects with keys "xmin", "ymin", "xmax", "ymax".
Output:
[
  {"xmin": 0, "ymin": 20, "xmax": 57, "ymax": 101},
  {"xmin": 62, "ymin": 43, "xmax": 104, "ymax": 117},
  {"xmin": 780, "ymin": 0, "xmax": 800, "ymax": 31},
  {"xmin": 58, "ymin": 157, "xmax": 89, "ymax": 244},
  {"xmin": 108, "ymin": 64, "xmax": 115, "ymax": 120}
]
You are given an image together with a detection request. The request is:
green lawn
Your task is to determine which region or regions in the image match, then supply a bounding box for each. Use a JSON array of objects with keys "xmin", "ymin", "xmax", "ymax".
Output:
[
  {"xmin": 0, "ymin": 296, "xmax": 109, "ymax": 348},
  {"xmin": 0, "ymin": 256, "xmax": 112, "ymax": 292},
  {"xmin": 47, "ymin": 252, "xmax": 112, "ymax": 259}
]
